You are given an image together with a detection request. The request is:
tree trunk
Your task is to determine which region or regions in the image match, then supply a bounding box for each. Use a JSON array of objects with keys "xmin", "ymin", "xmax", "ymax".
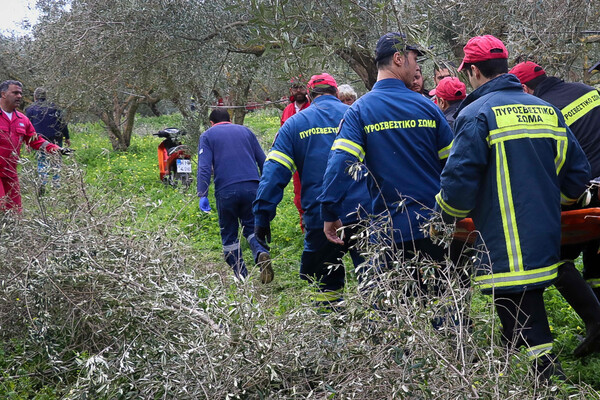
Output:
[
  {"xmin": 122, "ymin": 100, "xmax": 140, "ymax": 149},
  {"xmin": 336, "ymin": 45, "xmax": 378, "ymax": 90},
  {"xmin": 100, "ymin": 94, "xmax": 141, "ymax": 151},
  {"xmin": 231, "ymin": 77, "xmax": 252, "ymax": 125}
]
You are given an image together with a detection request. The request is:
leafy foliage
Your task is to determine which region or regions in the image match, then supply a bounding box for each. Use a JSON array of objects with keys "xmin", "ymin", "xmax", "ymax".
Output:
[{"xmin": 0, "ymin": 112, "xmax": 599, "ymax": 399}]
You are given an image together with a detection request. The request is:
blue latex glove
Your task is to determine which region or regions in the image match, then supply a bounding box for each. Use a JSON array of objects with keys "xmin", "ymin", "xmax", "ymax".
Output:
[{"xmin": 199, "ymin": 196, "xmax": 211, "ymax": 213}]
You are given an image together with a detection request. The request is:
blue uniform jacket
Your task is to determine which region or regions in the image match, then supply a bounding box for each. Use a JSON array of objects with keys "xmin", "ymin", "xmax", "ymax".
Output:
[
  {"xmin": 254, "ymin": 95, "xmax": 370, "ymax": 231},
  {"xmin": 534, "ymin": 77, "xmax": 600, "ymax": 177},
  {"xmin": 319, "ymin": 78, "xmax": 454, "ymax": 243},
  {"xmin": 25, "ymin": 101, "xmax": 69, "ymax": 146},
  {"xmin": 196, "ymin": 122, "xmax": 265, "ymax": 196},
  {"xmin": 436, "ymin": 74, "xmax": 591, "ymax": 294}
]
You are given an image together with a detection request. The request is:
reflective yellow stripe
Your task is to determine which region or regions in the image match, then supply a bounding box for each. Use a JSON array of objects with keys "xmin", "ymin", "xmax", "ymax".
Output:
[
  {"xmin": 488, "ymin": 126, "xmax": 568, "ymax": 175},
  {"xmin": 266, "ymin": 150, "xmax": 296, "ymax": 172},
  {"xmin": 488, "ymin": 126, "xmax": 566, "ymax": 146},
  {"xmin": 474, "ymin": 262, "xmax": 560, "ymax": 290},
  {"xmin": 560, "ymin": 192, "xmax": 577, "ymax": 206},
  {"xmin": 438, "ymin": 141, "xmax": 452, "ymax": 160},
  {"xmin": 587, "ymin": 279, "xmax": 600, "ymax": 289},
  {"xmin": 435, "ymin": 192, "xmax": 470, "ymax": 218},
  {"xmin": 554, "ymin": 136, "xmax": 568, "ymax": 175},
  {"xmin": 562, "ymin": 90, "xmax": 600, "ymax": 126},
  {"xmin": 312, "ymin": 289, "xmax": 343, "ymax": 302},
  {"xmin": 496, "ymin": 142, "xmax": 523, "ymax": 272},
  {"xmin": 331, "ymin": 138, "xmax": 365, "ymax": 162},
  {"xmin": 527, "ymin": 343, "xmax": 553, "ymax": 360}
]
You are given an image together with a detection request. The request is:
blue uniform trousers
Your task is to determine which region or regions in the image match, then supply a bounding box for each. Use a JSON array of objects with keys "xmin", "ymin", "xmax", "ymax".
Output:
[
  {"xmin": 216, "ymin": 181, "xmax": 268, "ymax": 278},
  {"xmin": 300, "ymin": 226, "xmax": 364, "ymax": 298}
]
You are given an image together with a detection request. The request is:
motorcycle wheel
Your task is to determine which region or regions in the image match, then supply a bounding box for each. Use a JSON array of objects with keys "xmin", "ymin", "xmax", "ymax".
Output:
[
  {"xmin": 180, "ymin": 173, "xmax": 192, "ymax": 190},
  {"xmin": 168, "ymin": 164, "xmax": 178, "ymax": 187}
]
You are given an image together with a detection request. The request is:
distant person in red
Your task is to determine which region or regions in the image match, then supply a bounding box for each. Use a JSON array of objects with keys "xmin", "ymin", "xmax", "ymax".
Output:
[
  {"xmin": 0, "ymin": 80, "xmax": 62, "ymax": 212},
  {"xmin": 281, "ymin": 77, "xmax": 310, "ymax": 231},
  {"xmin": 281, "ymin": 77, "xmax": 310, "ymax": 125}
]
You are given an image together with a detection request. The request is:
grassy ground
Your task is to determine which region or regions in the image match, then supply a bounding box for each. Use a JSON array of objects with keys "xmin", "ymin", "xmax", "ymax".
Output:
[{"xmin": 4, "ymin": 109, "xmax": 600, "ymax": 397}]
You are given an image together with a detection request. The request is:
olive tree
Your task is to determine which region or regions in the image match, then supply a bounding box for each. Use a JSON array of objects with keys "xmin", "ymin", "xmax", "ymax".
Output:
[{"xmin": 30, "ymin": 0, "xmax": 274, "ymax": 150}]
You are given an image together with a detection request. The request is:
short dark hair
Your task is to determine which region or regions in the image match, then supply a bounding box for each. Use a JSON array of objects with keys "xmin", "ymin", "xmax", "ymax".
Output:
[
  {"xmin": 209, "ymin": 108, "xmax": 230, "ymax": 124},
  {"xmin": 0, "ymin": 80, "xmax": 23, "ymax": 94},
  {"xmin": 376, "ymin": 51, "xmax": 412, "ymax": 70},
  {"xmin": 524, "ymin": 74, "xmax": 547, "ymax": 90},
  {"xmin": 462, "ymin": 58, "xmax": 508, "ymax": 79},
  {"xmin": 309, "ymin": 85, "xmax": 337, "ymax": 98},
  {"xmin": 434, "ymin": 61, "xmax": 457, "ymax": 72}
]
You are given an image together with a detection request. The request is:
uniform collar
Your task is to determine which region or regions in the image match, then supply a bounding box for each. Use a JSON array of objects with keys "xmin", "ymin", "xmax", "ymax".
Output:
[
  {"xmin": 0, "ymin": 108, "xmax": 23, "ymax": 122},
  {"xmin": 445, "ymin": 101, "xmax": 461, "ymax": 116},
  {"xmin": 373, "ymin": 78, "xmax": 410, "ymax": 91},
  {"xmin": 311, "ymin": 94, "xmax": 340, "ymax": 105},
  {"xmin": 456, "ymin": 73, "xmax": 521, "ymax": 114},
  {"xmin": 534, "ymin": 76, "xmax": 562, "ymax": 98}
]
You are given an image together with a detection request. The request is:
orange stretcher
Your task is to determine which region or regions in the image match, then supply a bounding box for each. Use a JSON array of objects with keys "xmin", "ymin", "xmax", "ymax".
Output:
[{"xmin": 454, "ymin": 208, "xmax": 600, "ymax": 245}]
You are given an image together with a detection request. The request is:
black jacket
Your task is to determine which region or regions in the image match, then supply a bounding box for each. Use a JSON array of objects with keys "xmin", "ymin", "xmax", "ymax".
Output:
[{"xmin": 535, "ymin": 77, "xmax": 600, "ymax": 177}]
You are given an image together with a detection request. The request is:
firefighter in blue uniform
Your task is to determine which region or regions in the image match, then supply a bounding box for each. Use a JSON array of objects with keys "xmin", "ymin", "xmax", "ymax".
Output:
[
  {"xmin": 435, "ymin": 35, "xmax": 591, "ymax": 379},
  {"xmin": 253, "ymin": 73, "xmax": 369, "ymax": 304},
  {"xmin": 320, "ymin": 33, "xmax": 454, "ymax": 293},
  {"xmin": 510, "ymin": 62, "xmax": 600, "ymax": 311}
]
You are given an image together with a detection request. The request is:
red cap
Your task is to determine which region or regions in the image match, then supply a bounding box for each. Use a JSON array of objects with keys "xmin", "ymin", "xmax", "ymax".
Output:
[
  {"xmin": 509, "ymin": 61, "xmax": 546, "ymax": 84},
  {"xmin": 432, "ymin": 77, "xmax": 466, "ymax": 101},
  {"xmin": 458, "ymin": 35, "xmax": 508, "ymax": 71},
  {"xmin": 307, "ymin": 73, "xmax": 337, "ymax": 89}
]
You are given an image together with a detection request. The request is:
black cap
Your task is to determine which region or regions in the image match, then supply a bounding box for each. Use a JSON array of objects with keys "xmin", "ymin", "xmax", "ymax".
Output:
[{"xmin": 375, "ymin": 32, "xmax": 423, "ymax": 62}]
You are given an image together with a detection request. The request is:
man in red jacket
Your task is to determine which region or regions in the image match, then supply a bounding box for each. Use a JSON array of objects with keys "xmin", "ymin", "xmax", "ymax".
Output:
[
  {"xmin": 0, "ymin": 80, "xmax": 61, "ymax": 212},
  {"xmin": 280, "ymin": 77, "xmax": 310, "ymax": 231},
  {"xmin": 280, "ymin": 77, "xmax": 310, "ymax": 126}
]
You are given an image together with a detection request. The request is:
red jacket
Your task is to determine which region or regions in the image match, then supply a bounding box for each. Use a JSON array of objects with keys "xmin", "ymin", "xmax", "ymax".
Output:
[
  {"xmin": 280, "ymin": 100, "xmax": 310, "ymax": 219},
  {"xmin": 280, "ymin": 100, "xmax": 310, "ymax": 126},
  {"xmin": 0, "ymin": 110, "xmax": 60, "ymax": 177}
]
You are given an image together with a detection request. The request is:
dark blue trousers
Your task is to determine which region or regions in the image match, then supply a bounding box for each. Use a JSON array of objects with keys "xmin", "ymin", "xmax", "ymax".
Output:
[
  {"xmin": 216, "ymin": 181, "xmax": 268, "ymax": 278},
  {"xmin": 300, "ymin": 225, "xmax": 364, "ymax": 298}
]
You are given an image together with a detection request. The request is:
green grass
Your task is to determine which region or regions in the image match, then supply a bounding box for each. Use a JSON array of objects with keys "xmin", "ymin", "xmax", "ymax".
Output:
[
  {"xmin": 64, "ymin": 110, "xmax": 306, "ymax": 287},
  {"xmin": 11, "ymin": 109, "xmax": 600, "ymax": 395}
]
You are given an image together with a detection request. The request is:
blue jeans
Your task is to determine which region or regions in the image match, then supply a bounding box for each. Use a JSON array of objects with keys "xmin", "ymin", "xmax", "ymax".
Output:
[
  {"xmin": 38, "ymin": 152, "xmax": 61, "ymax": 187},
  {"xmin": 216, "ymin": 181, "xmax": 268, "ymax": 278}
]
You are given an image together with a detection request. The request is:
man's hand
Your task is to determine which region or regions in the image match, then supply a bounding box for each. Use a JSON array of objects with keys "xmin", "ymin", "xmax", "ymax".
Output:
[
  {"xmin": 324, "ymin": 219, "xmax": 344, "ymax": 245},
  {"xmin": 199, "ymin": 196, "xmax": 211, "ymax": 213},
  {"xmin": 254, "ymin": 224, "xmax": 271, "ymax": 251},
  {"xmin": 59, "ymin": 147, "xmax": 74, "ymax": 156},
  {"xmin": 429, "ymin": 224, "xmax": 440, "ymax": 238}
]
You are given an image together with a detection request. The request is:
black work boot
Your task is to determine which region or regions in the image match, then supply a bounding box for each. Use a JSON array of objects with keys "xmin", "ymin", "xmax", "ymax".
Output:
[
  {"xmin": 257, "ymin": 252, "xmax": 274, "ymax": 284},
  {"xmin": 224, "ymin": 251, "xmax": 248, "ymax": 280},
  {"xmin": 555, "ymin": 262, "xmax": 600, "ymax": 357}
]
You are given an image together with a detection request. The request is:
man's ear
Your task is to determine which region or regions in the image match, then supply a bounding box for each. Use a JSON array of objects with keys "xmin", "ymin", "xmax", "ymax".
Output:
[
  {"xmin": 522, "ymin": 84, "xmax": 535, "ymax": 94},
  {"xmin": 393, "ymin": 52, "xmax": 404, "ymax": 67},
  {"xmin": 438, "ymin": 98, "xmax": 448, "ymax": 110},
  {"xmin": 471, "ymin": 64, "xmax": 483, "ymax": 81},
  {"xmin": 209, "ymin": 121, "xmax": 215, "ymax": 126}
]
